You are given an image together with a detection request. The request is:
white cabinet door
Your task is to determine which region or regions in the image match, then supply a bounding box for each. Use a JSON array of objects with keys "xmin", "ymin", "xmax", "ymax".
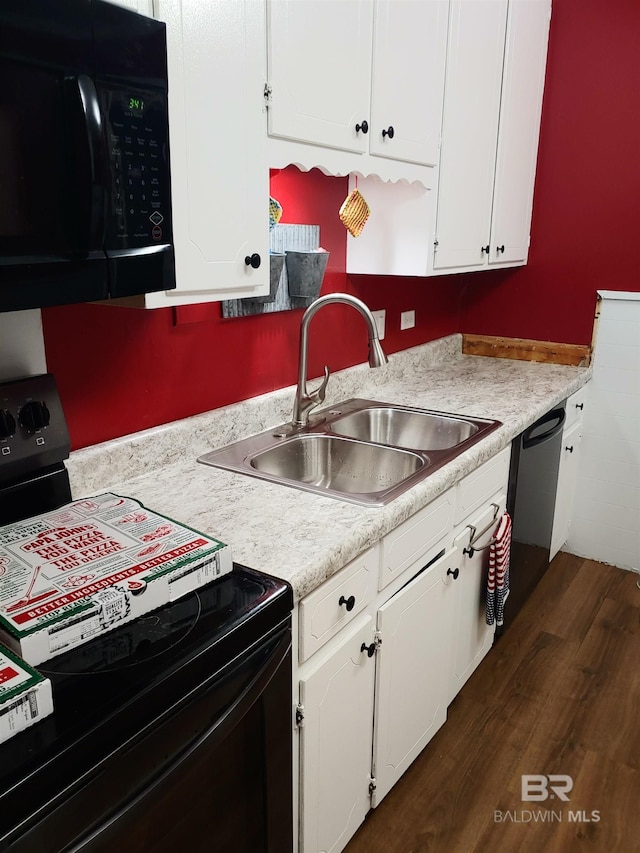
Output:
[
  {"xmin": 433, "ymin": 0, "xmax": 508, "ymax": 272},
  {"xmin": 550, "ymin": 420, "xmax": 583, "ymax": 561},
  {"xmin": 449, "ymin": 497, "xmax": 506, "ymax": 703},
  {"xmin": 489, "ymin": 0, "xmax": 551, "ymax": 265},
  {"xmin": 267, "ymin": 0, "xmax": 373, "ymax": 154},
  {"xmin": 369, "ymin": 0, "xmax": 448, "ymax": 166},
  {"xmin": 146, "ymin": 0, "xmax": 269, "ymax": 306},
  {"xmin": 299, "ymin": 615, "xmax": 377, "ymax": 853},
  {"xmin": 371, "ymin": 546, "xmax": 458, "ymax": 807}
]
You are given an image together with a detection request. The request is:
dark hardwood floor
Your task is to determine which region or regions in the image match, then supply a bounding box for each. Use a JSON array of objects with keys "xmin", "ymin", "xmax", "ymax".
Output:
[{"xmin": 344, "ymin": 552, "xmax": 640, "ymax": 853}]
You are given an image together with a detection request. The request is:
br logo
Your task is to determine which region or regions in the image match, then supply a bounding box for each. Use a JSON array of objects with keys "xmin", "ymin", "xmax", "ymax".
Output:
[{"xmin": 521, "ymin": 775, "xmax": 573, "ymax": 802}]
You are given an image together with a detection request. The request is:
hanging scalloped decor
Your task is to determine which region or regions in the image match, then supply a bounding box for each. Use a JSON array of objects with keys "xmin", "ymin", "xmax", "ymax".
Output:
[
  {"xmin": 269, "ymin": 196, "xmax": 283, "ymax": 230},
  {"xmin": 339, "ymin": 187, "xmax": 370, "ymax": 237}
]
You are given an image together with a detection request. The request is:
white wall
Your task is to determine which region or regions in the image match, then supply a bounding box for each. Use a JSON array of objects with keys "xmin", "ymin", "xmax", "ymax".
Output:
[
  {"xmin": 0, "ymin": 310, "xmax": 47, "ymax": 381},
  {"xmin": 567, "ymin": 292, "xmax": 640, "ymax": 571}
]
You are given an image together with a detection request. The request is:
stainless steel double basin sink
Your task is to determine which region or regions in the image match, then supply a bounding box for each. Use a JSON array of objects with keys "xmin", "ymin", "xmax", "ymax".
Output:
[{"xmin": 198, "ymin": 399, "xmax": 501, "ymax": 507}]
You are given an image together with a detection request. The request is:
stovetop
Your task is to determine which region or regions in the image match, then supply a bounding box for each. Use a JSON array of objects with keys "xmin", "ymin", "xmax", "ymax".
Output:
[{"xmin": 0, "ymin": 564, "xmax": 293, "ymax": 842}]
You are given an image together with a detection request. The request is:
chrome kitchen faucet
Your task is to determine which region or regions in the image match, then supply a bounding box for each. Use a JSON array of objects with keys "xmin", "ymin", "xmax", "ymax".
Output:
[{"xmin": 277, "ymin": 293, "xmax": 388, "ymax": 436}]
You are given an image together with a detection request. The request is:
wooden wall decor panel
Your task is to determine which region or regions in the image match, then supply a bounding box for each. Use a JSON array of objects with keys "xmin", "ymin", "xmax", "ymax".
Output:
[{"xmin": 462, "ymin": 334, "xmax": 592, "ymax": 366}]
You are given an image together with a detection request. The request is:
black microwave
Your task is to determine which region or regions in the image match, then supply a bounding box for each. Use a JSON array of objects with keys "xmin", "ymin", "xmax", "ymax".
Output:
[{"xmin": 0, "ymin": 0, "xmax": 175, "ymax": 312}]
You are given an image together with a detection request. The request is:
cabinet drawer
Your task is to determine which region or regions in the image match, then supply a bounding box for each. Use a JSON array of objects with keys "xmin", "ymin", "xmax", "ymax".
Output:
[
  {"xmin": 299, "ymin": 547, "xmax": 377, "ymax": 662},
  {"xmin": 564, "ymin": 385, "xmax": 587, "ymax": 430},
  {"xmin": 379, "ymin": 490, "xmax": 455, "ymax": 591},
  {"xmin": 454, "ymin": 447, "xmax": 510, "ymax": 524}
]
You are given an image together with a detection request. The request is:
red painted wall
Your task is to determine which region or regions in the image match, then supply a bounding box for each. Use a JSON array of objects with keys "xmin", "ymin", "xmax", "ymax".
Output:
[
  {"xmin": 42, "ymin": 167, "xmax": 461, "ymax": 449},
  {"xmin": 42, "ymin": 0, "xmax": 639, "ymax": 451},
  {"xmin": 459, "ymin": 0, "xmax": 640, "ymax": 343}
]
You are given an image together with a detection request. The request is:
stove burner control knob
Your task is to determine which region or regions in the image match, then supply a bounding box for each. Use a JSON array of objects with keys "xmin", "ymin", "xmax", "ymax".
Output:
[
  {"xmin": 19, "ymin": 400, "xmax": 51, "ymax": 434},
  {"xmin": 0, "ymin": 409, "xmax": 16, "ymax": 439}
]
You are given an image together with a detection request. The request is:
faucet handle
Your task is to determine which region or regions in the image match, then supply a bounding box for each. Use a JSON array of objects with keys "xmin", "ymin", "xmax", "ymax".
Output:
[{"xmin": 310, "ymin": 365, "xmax": 331, "ymax": 405}]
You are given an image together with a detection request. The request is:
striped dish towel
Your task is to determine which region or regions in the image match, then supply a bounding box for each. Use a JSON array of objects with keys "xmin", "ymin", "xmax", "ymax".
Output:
[{"xmin": 486, "ymin": 511, "xmax": 512, "ymax": 628}]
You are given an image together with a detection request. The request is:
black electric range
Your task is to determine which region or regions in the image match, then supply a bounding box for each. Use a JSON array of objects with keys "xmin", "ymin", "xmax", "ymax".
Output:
[{"xmin": 0, "ymin": 375, "xmax": 294, "ymax": 853}]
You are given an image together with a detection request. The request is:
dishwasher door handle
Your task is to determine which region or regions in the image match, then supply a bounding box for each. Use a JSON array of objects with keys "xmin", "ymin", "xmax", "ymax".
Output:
[{"xmin": 522, "ymin": 407, "xmax": 566, "ymax": 449}]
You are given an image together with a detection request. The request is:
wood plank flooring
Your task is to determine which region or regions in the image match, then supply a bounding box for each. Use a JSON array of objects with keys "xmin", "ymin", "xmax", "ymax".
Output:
[{"xmin": 344, "ymin": 553, "xmax": 640, "ymax": 853}]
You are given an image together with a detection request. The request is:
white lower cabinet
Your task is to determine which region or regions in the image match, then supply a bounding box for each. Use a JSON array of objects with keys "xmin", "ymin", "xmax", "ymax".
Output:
[
  {"xmin": 449, "ymin": 493, "xmax": 507, "ymax": 703},
  {"xmin": 295, "ymin": 447, "xmax": 512, "ymax": 853},
  {"xmin": 372, "ymin": 545, "xmax": 458, "ymax": 806},
  {"xmin": 548, "ymin": 385, "xmax": 587, "ymax": 560},
  {"xmin": 298, "ymin": 547, "xmax": 459, "ymax": 853},
  {"xmin": 299, "ymin": 615, "xmax": 377, "ymax": 853}
]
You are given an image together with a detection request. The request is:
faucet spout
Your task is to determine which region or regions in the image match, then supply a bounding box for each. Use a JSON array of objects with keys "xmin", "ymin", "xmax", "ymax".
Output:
[{"xmin": 290, "ymin": 293, "xmax": 388, "ymax": 430}]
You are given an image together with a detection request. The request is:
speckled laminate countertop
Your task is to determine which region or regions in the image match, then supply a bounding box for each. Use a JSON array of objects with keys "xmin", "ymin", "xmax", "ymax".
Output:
[{"xmin": 66, "ymin": 335, "xmax": 591, "ymax": 600}]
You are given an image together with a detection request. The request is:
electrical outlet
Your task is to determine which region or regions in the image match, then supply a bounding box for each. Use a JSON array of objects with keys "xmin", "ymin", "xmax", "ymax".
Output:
[
  {"xmin": 400, "ymin": 310, "xmax": 416, "ymax": 330},
  {"xmin": 372, "ymin": 309, "xmax": 386, "ymax": 340}
]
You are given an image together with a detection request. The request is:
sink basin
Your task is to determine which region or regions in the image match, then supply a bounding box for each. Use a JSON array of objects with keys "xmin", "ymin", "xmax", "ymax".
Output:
[
  {"xmin": 250, "ymin": 434, "xmax": 425, "ymax": 496},
  {"xmin": 198, "ymin": 398, "xmax": 501, "ymax": 507},
  {"xmin": 329, "ymin": 406, "xmax": 479, "ymax": 450}
]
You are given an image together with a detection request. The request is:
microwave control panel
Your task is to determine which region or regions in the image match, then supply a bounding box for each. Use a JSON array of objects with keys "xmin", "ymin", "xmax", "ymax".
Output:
[{"xmin": 102, "ymin": 87, "xmax": 172, "ymax": 250}]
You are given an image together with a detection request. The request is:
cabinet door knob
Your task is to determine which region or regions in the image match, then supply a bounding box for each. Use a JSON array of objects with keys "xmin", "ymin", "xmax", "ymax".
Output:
[
  {"xmin": 481, "ymin": 245, "xmax": 490, "ymax": 255},
  {"xmin": 355, "ymin": 120, "xmax": 369, "ymax": 134},
  {"xmin": 381, "ymin": 125, "xmax": 395, "ymax": 139},
  {"xmin": 447, "ymin": 567, "xmax": 459, "ymax": 580},
  {"xmin": 244, "ymin": 253, "xmax": 261, "ymax": 269},
  {"xmin": 497, "ymin": 244, "xmax": 505, "ymax": 254},
  {"xmin": 339, "ymin": 594, "xmax": 356, "ymax": 612},
  {"xmin": 565, "ymin": 445, "xmax": 574, "ymax": 453},
  {"xmin": 575, "ymin": 403, "xmax": 584, "ymax": 410},
  {"xmin": 360, "ymin": 641, "xmax": 376, "ymax": 658}
]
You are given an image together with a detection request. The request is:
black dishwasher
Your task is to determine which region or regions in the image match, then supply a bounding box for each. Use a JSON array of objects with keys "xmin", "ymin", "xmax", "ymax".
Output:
[{"xmin": 505, "ymin": 403, "xmax": 566, "ymax": 627}]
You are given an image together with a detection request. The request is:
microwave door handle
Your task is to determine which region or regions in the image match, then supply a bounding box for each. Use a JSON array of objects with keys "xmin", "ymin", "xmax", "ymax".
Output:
[
  {"xmin": 70, "ymin": 74, "xmax": 106, "ymax": 249},
  {"xmin": 76, "ymin": 75, "xmax": 102, "ymax": 184}
]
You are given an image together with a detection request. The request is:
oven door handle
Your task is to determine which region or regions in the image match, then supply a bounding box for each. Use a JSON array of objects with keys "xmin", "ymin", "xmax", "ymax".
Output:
[
  {"xmin": 66, "ymin": 629, "xmax": 292, "ymax": 853},
  {"xmin": 522, "ymin": 407, "xmax": 566, "ymax": 449}
]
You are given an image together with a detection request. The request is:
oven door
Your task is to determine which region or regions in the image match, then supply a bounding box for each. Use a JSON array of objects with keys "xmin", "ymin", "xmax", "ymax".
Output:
[
  {"xmin": 0, "ymin": 2, "xmax": 108, "ymax": 311},
  {"xmin": 8, "ymin": 624, "xmax": 293, "ymax": 853}
]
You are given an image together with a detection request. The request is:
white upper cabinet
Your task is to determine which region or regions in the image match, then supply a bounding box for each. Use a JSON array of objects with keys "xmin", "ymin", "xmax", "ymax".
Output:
[
  {"xmin": 267, "ymin": 0, "xmax": 374, "ymax": 155},
  {"xmin": 433, "ymin": 0, "xmax": 508, "ymax": 272},
  {"xmin": 266, "ymin": 0, "xmax": 449, "ymax": 185},
  {"xmin": 135, "ymin": 0, "xmax": 270, "ymax": 307},
  {"xmin": 347, "ymin": 0, "xmax": 551, "ymax": 278},
  {"xmin": 369, "ymin": 0, "xmax": 449, "ymax": 167},
  {"xmin": 434, "ymin": 0, "xmax": 551, "ymax": 273},
  {"xmin": 489, "ymin": 0, "xmax": 553, "ymax": 265}
]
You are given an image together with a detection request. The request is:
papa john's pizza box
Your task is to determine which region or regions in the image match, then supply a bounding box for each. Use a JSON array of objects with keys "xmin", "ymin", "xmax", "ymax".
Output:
[
  {"xmin": 0, "ymin": 644, "xmax": 53, "ymax": 744},
  {"xmin": 0, "ymin": 493, "xmax": 232, "ymax": 665}
]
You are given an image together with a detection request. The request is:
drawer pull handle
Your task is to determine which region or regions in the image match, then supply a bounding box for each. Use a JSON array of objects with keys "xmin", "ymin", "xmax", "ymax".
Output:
[
  {"xmin": 381, "ymin": 125, "xmax": 395, "ymax": 139},
  {"xmin": 565, "ymin": 445, "xmax": 574, "ymax": 453},
  {"xmin": 355, "ymin": 120, "xmax": 369, "ymax": 134},
  {"xmin": 339, "ymin": 594, "xmax": 356, "ymax": 612},
  {"xmin": 575, "ymin": 403, "xmax": 584, "ymax": 410},
  {"xmin": 360, "ymin": 642, "xmax": 376, "ymax": 658},
  {"xmin": 447, "ymin": 567, "xmax": 459, "ymax": 580}
]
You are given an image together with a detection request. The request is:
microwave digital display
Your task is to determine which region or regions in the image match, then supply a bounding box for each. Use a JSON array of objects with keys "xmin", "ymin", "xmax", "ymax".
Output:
[{"xmin": 127, "ymin": 96, "xmax": 145, "ymax": 113}]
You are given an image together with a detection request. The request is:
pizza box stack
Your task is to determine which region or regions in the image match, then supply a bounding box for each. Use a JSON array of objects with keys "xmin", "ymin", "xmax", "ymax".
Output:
[
  {"xmin": 0, "ymin": 493, "xmax": 232, "ymax": 666},
  {"xmin": 0, "ymin": 644, "xmax": 53, "ymax": 745}
]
